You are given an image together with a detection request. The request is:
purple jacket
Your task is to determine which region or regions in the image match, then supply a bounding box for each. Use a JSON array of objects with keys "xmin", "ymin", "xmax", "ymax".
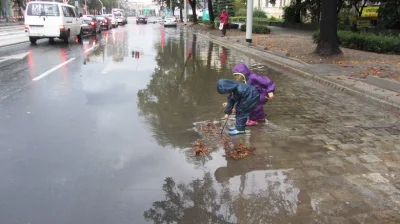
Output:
[{"xmin": 232, "ymin": 63, "xmax": 275, "ymax": 95}]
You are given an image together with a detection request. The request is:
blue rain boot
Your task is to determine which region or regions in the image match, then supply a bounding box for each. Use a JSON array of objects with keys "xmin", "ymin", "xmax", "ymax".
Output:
[{"xmin": 228, "ymin": 129, "xmax": 245, "ymax": 136}]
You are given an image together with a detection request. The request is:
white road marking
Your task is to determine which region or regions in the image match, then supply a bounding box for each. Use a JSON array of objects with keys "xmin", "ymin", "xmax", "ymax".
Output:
[
  {"xmin": 84, "ymin": 46, "xmax": 96, "ymax": 53},
  {"xmin": 32, "ymin": 58, "xmax": 76, "ymax": 81},
  {"xmin": 0, "ymin": 51, "xmax": 31, "ymax": 63}
]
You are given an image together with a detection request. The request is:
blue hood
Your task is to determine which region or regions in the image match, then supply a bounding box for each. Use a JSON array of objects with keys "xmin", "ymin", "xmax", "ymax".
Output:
[{"xmin": 217, "ymin": 79, "xmax": 239, "ymax": 94}]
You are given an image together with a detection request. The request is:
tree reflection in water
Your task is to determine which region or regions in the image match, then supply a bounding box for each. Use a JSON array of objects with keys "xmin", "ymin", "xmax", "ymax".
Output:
[
  {"xmin": 144, "ymin": 168, "xmax": 309, "ymax": 224},
  {"xmin": 143, "ymin": 173, "xmax": 235, "ymax": 224},
  {"xmin": 136, "ymin": 32, "xmax": 231, "ymax": 150}
]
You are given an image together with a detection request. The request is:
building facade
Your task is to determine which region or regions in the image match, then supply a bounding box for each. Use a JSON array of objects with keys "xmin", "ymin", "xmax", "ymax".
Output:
[{"xmin": 254, "ymin": 0, "xmax": 292, "ymax": 18}]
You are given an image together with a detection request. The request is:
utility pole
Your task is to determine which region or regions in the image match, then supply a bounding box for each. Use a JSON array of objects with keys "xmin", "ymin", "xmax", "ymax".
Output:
[
  {"xmin": 245, "ymin": 0, "xmax": 253, "ymax": 43},
  {"xmin": 184, "ymin": 0, "xmax": 188, "ymax": 24}
]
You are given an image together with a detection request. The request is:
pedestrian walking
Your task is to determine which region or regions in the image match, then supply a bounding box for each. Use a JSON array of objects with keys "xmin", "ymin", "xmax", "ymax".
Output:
[{"xmin": 219, "ymin": 9, "xmax": 229, "ymax": 37}]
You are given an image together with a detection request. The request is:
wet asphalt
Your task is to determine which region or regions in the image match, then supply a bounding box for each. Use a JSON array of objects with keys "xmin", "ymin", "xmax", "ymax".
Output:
[{"xmin": 1, "ymin": 18, "xmax": 400, "ymax": 224}]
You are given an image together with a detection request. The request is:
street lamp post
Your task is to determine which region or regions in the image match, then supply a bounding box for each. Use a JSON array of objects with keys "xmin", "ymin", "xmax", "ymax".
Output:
[{"xmin": 245, "ymin": 0, "xmax": 253, "ymax": 43}]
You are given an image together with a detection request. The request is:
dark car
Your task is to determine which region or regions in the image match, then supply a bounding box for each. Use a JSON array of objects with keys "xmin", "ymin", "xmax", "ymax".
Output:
[
  {"xmin": 81, "ymin": 17, "xmax": 100, "ymax": 35},
  {"xmin": 136, "ymin": 16, "xmax": 147, "ymax": 24},
  {"xmin": 95, "ymin": 16, "xmax": 112, "ymax": 30}
]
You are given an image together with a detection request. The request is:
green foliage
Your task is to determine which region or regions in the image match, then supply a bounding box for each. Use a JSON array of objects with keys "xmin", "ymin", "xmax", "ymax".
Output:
[
  {"xmin": 253, "ymin": 9, "xmax": 267, "ymax": 18},
  {"xmin": 235, "ymin": 8, "xmax": 247, "ymax": 16},
  {"xmin": 283, "ymin": 5, "xmax": 297, "ymax": 23},
  {"xmin": 240, "ymin": 24, "xmax": 271, "ymax": 34},
  {"xmin": 313, "ymin": 30, "xmax": 400, "ymax": 54},
  {"xmin": 230, "ymin": 16, "xmax": 284, "ymax": 22},
  {"xmin": 230, "ymin": 16, "xmax": 246, "ymax": 22},
  {"xmin": 213, "ymin": 0, "xmax": 235, "ymax": 17},
  {"xmin": 269, "ymin": 16, "xmax": 278, "ymax": 21},
  {"xmin": 378, "ymin": 1, "xmax": 400, "ymax": 29}
]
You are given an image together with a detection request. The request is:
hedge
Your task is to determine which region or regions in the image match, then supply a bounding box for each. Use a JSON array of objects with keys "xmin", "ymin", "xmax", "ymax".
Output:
[
  {"xmin": 240, "ymin": 24, "xmax": 271, "ymax": 34},
  {"xmin": 230, "ymin": 17, "xmax": 283, "ymax": 22},
  {"xmin": 313, "ymin": 30, "xmax": 400, "ymax": 54},
  {"xmin": 215, "ymin": 22, "xmax": 239, "ymax": 29}
]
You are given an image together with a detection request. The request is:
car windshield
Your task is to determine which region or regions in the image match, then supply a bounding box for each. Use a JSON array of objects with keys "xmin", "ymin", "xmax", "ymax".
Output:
[
  {"xmin": 113, "ymin": 13, "xmax": 122, "ymax": 17},
  {"xmin": 83, "ymin": 19, "xmax": 92, "ymax": 24},
  {"xmin": 166, "ymin": 16, "xmax": 175, "ymax": 19},
  {"xmin": 96, "ymin": 16, "xmax": 106, "ymax": 20},
  {"xmin": 27, "ymin": 3, "xmax": 60, "ymax": 16}
]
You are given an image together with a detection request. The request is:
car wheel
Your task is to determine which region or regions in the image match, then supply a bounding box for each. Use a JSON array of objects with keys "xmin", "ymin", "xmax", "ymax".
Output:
[
  {"xmin": 29, "ymin": 37, "xmax": 37, "ymax": 44},
  {"xmin": 63, "ymin": 30, "xmax": 70, "ymax": 44},
  {"xmin": 49, "ymin": 37, "xmax": 55, "ymax": 44}
]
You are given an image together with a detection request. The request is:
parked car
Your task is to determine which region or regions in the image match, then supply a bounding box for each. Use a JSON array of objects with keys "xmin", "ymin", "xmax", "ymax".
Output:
[
  {"xmin": 164, "ymin": 16, "xmax": 177, "ymax": 27},
  {"xmin": 113, "ymin": 12, "xmax": 127, "ymax": 25},
  {"xmin": 81, "ymin": 16, "xmax": 98, "ymax": 35},
  {"xmin": 104, "ymin": 14, "xmax": 118, "ymax": 28},
  {"xmin": 136, "ymin": 16, "xmax": 148, "ymax": 24},
  {"xmin": 95, "ymin": 16, "xmax": 111, "ymax": 30},
  {"xmin": 82, "ymin": 15, "xmax": 100, "ymax": 33},
  {"xmin": 24, "ymin": 1, "xmax": 82, "ymax": 44}
]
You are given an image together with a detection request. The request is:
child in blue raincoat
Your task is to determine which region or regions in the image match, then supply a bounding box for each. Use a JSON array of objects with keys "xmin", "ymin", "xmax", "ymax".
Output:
[{"xmin": 217, "ymin": 79, "xmax": 260, "ymax": 136}]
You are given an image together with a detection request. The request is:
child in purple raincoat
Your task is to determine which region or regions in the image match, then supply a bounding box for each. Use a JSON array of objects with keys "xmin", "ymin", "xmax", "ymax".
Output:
[{"xmin": 232, "ymin": 63, "xmax": 275, "ymax": 126}]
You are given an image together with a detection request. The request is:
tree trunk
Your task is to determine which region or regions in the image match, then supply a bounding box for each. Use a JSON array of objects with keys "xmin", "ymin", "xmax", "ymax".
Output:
[
  {"xmin": 207, "ymin": 0, "xmax": 214, "ymax": 22},
  {"xmin": 358, "ymin": 0, "xmax": 368, "ymax": 17},
  {"xmin": 315, "ymin": 0, "xmax": 341, "ymax": 56},
  {"xmin": 180, "ymin": 7, "xmax": 183, "ymax": 22},
  {"xmin": 189, "ymin": 0, "xmax": 198, "ymax": 24},
  {"xmin": 295, "ymin": 0, "xmax": 301, "ymax": 23}
]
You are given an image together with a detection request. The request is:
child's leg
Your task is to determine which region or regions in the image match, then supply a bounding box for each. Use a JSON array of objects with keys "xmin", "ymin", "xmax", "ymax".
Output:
[
  {"xmin": 249, "ymin": 94, "xmax": 268, "ymax": 122},
  {"xmin": 235, "ymin": 110, "xmax": 252, "ymax": 131}
]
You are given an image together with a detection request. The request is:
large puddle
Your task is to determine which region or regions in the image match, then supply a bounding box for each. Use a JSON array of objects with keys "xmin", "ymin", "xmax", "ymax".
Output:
[
  {"xmin": 84, "ymin": 24, "xmax": 399, "ymax": 223},
  {"xmin": 1, "ymin": 21, "xmax": 399, "ymax": 223}
]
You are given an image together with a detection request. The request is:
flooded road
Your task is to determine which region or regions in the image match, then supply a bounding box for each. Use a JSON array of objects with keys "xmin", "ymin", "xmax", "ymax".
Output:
[{"xmin": 0, "ymin": 18, "xmax": 400, "ymax": 223}]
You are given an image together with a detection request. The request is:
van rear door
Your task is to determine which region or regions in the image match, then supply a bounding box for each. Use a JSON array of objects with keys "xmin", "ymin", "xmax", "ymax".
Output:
[{"xmin": 26, "ymin": 3, "xmax": 61, "ymax": 37}]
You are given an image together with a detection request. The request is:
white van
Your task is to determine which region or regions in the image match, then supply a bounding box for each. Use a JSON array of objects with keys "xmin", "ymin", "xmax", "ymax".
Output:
[{"xmin": 24, "ymin": 1, "xmax": 82, "ymax": 44}]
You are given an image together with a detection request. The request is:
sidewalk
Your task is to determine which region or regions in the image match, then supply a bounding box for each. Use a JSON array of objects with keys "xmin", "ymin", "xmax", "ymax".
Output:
[
  {"xmin": 0, "ymin": 26, "xmax": 28, "ymax": 48},
  {"xmin": 189, "ymin": 24, "xmax": 400, "ymax": 111}
]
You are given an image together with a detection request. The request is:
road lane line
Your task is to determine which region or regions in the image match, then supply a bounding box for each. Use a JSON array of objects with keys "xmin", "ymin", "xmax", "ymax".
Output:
[
  {"xmin": 84, "ymin": 46, "xmax": 96, "ymax": 53},
  {"xmin": 32, "ymin": 58, "xmax": 76, "ymax": 81}
]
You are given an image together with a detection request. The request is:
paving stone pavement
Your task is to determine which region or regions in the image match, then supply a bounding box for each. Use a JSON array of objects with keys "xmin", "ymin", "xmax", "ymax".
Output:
[{"xmin": 241, "ymin": 60, "xmax": 400, "ymax": 223}]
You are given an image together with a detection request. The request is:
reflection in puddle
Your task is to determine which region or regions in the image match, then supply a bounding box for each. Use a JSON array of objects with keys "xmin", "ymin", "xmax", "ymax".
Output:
[{"xmin": 144, "ymin": 169, "xmax": 302, "ymax": 223}]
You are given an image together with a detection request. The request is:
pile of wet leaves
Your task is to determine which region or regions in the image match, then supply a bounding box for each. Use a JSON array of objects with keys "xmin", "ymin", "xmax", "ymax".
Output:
[
  {"xmin": 195, "ymin": 123, "xmax": 221, "ymax": 140},
  {"xmin": 192, "ymin": 140, "xmax": 210, "ymax": 155},
  {"xmin": 192, "ymin": 122, "xmax": 255, "ymax": 160},
  {"xmin": 224, "ymin": 143, "xmax": 256, "ymax": 160}
]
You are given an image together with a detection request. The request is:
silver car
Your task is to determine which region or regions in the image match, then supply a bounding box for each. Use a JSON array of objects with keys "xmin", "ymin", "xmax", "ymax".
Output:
[{"xmin": 163, "ymin": 16, "xmax": 177, "ymax": 27}]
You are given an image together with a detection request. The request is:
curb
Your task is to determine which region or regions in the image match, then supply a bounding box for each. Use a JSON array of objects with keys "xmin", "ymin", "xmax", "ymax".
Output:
[
  {"xmin": 0, "ymin": 40, "xmax": 29, "ymax": 48},
  {"xmin": 192, "ymin": 29, "xmax": 400, "ymax": 114}
]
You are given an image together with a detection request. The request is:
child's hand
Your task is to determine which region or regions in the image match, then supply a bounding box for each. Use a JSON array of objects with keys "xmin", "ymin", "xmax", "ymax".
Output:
[
  {"xmin": 224, "ymin": 114, "xmax": 230, "ymax": 120},
  {"xmin": 222, "ymin": 102, "xmax": 227, "ymax": 108},
  {"xmin": 232, "ymin": 108, "xmax": 236, "ymax": 113},
  {"xmin": 268, "ymin": 92, "xmax": 274, "ymax": 100}
]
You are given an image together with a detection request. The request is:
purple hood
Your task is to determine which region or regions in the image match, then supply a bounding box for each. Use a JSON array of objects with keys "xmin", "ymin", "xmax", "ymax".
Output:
[
  {"xmin": 232, "ymin": 63, "xmax": 275, "ymax": 94},
  {"xmin": 232, "ymin": 63, "xmax": 251, "ymax": 79}
]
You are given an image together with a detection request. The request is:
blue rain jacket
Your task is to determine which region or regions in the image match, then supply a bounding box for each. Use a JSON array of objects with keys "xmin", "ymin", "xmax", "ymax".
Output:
[{"xmin": 217, "ymin": 79, "xmax": 260, "ymax": 115}]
